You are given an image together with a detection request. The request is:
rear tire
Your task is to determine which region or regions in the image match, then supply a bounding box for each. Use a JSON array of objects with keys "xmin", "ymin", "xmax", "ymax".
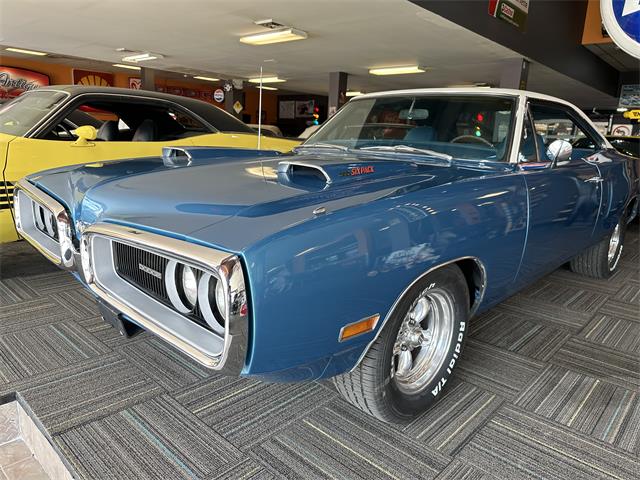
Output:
[
  {"xmin": 333, "ymin": 265, "xmax": 469, "ymax": 423},
  {"xmin": 569, "ymin": 219, "xmax": 625, "ymax": 279}
]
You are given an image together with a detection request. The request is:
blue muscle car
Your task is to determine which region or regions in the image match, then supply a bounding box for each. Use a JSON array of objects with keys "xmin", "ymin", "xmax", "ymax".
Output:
[{"xmin": 15, "ymin": 89, "xmax": 638, "ymax": 423}]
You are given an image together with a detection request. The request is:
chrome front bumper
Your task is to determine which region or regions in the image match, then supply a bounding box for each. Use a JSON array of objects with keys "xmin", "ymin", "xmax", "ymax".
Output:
[
  {"xmin": 13, "ymin": 178, "xmax": 76, "ymax": 268},
  {"xmin": 82, "ymin": 223, "xmax": 248, "ymax": 374}
]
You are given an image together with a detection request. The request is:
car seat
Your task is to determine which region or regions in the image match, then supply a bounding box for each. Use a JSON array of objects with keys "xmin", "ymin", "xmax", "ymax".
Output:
[
  {"xmin": 96, "ymin": 120, "xmax": 119, "ymax": 141},
  {"xmin": 132, "ymin": 119, "xmax": 157, "ymax": 142}
]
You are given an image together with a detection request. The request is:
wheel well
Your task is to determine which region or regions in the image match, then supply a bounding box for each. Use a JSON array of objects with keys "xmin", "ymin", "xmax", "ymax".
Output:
[{"xmin": 454, "ymin": 258, "xmax": 485, "ymax": 314}]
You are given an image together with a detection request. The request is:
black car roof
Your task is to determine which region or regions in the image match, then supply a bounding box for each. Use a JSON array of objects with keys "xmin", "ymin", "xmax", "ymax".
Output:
[{"xmin": 36, "ymin": 85, "xmax": 254, "ymax": 133}]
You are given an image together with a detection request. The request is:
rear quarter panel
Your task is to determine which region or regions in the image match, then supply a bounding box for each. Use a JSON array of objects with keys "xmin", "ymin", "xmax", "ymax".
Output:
[{"xmin": 242, "ymin": 170, "xmax": 528, "ymax": 381}]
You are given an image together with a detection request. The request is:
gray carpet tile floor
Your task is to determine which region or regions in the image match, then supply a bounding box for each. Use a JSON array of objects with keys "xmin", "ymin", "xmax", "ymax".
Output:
[{"xmin": 0, "ymin": 226, "xmax": 638, "ymax": 479}]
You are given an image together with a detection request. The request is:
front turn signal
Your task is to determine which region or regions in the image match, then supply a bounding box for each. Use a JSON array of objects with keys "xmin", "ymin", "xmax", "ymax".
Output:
[{"xmin": 339, "ymin": 314, "xmax": 380, "ymax": 342}]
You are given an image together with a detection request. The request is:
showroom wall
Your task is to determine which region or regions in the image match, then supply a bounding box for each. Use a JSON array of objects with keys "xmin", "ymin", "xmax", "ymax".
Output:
[{"xmin": 0, "ymin": 55, "xmax": 281, "ymax": 124}]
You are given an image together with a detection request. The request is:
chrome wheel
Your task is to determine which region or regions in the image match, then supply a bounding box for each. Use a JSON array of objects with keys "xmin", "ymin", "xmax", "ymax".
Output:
[
  {"xmin": 607, "ymin": 223, "xmax": 622, "ymax": 269},
  {"xmin": 392, "ymin": 288, "xmax": 455, "ymax": 394}
]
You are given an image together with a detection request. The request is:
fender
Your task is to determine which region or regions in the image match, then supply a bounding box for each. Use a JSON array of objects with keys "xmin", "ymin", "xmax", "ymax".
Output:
[{"xmin": 349, "ymin": 256, "xmax": 487, "ymax": 372}]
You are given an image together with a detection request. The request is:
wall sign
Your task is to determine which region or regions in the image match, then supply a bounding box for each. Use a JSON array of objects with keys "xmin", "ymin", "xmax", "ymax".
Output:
[
  {"xmin": 129, "ymin": 77, "xmax": 142, "ymax": 89},
  {"xmin": 619, "ymin": 84, "xmax": 640, "ymax": 108},
  {"xmin": 295, "ymin": 100, "xmax": 315, "ymax": 118},
  {"xmin": 0, "ymin": 66, "xmax": 50, "ymax": 99},
  {"xmin": 233, "ymin": 101, "xmax": 243, "ymax": 114},
  {"xmin": 213, "ymin": 88, "xmax": 225, "ymax": 103},
  {"xmin": 601, "ymin": 0, "xmax": 640, "ymax": 58},
  {"xmin": 488, "ymin": 0, "xmax": 529, "ymax": 31},
  {"xmin": 279, "ymin": 100, "xmax": 295, "ymax": 119},
  {"xmin": 73, "ymin": 69, "xmax": 113, "ymax": 87}
]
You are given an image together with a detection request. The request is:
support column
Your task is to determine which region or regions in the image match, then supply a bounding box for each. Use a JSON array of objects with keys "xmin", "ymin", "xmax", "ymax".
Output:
[
  {"xmin": 499, "ymin": 58, "xmax": 530, "ymax": 90},
  {"xmin": 140, "ymin": 67, "xmax": 156, "ymax": 91},
  {"xmin": 328, "ymin": 72, "xmax": 348, "ymax": 117},
  {"xmin": 224, "ymin": 81, "xmax": 244, "ymax": 119}
]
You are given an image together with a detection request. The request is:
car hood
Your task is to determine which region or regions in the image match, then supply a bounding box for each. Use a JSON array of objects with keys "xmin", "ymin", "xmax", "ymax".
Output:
[{"xmin": 30, "ymin": 151, "xmax": 509, "ymax": 252}]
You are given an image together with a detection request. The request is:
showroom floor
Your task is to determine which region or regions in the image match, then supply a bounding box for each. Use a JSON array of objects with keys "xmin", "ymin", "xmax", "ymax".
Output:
[{"xmin": 0, "ymin": 229, "xmax": 638, "ymax": 480}]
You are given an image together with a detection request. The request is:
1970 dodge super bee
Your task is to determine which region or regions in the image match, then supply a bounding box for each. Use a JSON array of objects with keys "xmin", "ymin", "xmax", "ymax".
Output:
[{"xmin": 15, "ymin": 88, "xmax": 638, "ymax": 423}]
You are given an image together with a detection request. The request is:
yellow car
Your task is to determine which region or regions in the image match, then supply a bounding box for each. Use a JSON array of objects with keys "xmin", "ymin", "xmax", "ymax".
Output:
[{"xmin": 0, "ymin": 86, "xmax": 299, "ymax": 243}]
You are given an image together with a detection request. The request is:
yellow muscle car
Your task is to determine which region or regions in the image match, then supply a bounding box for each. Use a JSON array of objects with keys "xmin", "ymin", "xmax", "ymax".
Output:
[{"xmin": 0, "ymin": 86, "xmax": 299, "ymax": 243}]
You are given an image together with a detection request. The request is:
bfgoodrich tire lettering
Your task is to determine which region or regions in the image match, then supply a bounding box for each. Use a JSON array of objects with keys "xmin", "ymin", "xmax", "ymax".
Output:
[{"xmin": 333, "ymin": 265, "xmax": 469, "ymax": 423}]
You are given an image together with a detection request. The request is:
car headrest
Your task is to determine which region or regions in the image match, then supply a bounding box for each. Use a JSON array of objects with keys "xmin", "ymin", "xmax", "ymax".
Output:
[
  {"xmin": 132, "ymin": 119, "xmax": 157, "ymax": 142},
  {"xmin": 96, "ymin": 120, "xmax": 119, "ymax": 141},
  {"xmin": 404, "ymin": 126, "xmax": 435, "ymax": 143}
]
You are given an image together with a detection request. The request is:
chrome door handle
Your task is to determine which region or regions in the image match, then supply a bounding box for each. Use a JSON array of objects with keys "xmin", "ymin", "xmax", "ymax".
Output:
[{"xmin": 585, "ymin": 176, "xmax": 603, "ymax": 183}]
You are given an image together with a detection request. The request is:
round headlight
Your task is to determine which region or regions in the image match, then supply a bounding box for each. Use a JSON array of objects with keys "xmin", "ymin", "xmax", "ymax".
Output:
[
  {"xmin": 181, "ymin": 265, "xmax": 198, "ymax": 308},
  {"xmin": 215, "ymin": 278, "xmax": 227, "ymax": 319}
]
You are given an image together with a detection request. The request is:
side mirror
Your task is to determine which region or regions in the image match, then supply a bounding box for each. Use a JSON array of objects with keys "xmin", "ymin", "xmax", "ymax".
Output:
[
  {"xmin": 546, "ymin": 139, "xmax": 572, "ymax": 164},
  {"xmin": 72, "ymin": 125, "xmax": 98, "ymax": 146}
]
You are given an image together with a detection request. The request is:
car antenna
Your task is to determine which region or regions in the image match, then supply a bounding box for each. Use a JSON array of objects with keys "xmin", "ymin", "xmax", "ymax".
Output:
[{"xmin": 258, "ymin": 65, "xmax": 263, "ymax": 151}]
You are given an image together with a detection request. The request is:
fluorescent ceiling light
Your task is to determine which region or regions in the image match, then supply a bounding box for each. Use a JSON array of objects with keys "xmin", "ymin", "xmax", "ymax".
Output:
[
  {"xmin": 369, "ymin": 65, "xmax": 425, "ymax": 76},
  {"xmin": 113, "ymin": 64, "xmax": 141, "ymax": 70},
  {"xmin": 5, "ymin": 47, "xmax": 47, "ymax": 56},
  {"xmin": 240, "ymin": 27, "xmax": 307, "ymax": 46},
  {"xmin": 248, "ymin": 76, "xmax": 285, "ymax": 84},
  {"xmin": 121, "ymin": 52, "xmax": 162, "ymax": 62},
  {"xmin": 257, "ymin": 86, "xmax": 278, "ymax": 90},
  {"xmin": 194, "ymin": 76, "xmax": 219, "ymax": 82},
  {"xmin": 346, "ymin": 91, "xmax": 363, "ymax": 97}
]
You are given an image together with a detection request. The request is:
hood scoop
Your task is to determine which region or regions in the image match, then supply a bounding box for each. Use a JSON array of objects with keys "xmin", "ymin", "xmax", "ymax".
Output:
[{"xmin": 276, "ymin": 159, "xmax": 424, "ymax": 190}]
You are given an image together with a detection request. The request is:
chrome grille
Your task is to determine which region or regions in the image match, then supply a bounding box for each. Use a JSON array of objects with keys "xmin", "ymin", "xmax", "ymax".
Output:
[{"xmin": 112, "ymin": 241, "xmax": 211, "ymax": 330}]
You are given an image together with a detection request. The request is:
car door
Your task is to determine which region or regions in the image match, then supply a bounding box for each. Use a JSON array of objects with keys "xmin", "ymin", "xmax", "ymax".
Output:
[{"xmin": 516, "ymin": 100, "xmax": 603, "ymax": 280}]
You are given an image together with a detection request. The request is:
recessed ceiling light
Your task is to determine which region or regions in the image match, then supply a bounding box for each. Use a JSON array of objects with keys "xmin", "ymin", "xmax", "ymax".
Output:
[
  {"xmin": 257, "ymin": 86, "xmax": 278, "ymax": 90},
  {"xmin": 240, "ymin": 27, "xmax": 308, "ymax": 46},
  {"xmin": 193, "ymin": 76, "xmax": 219, "ymax": 82},
  {"xmin": 369, "ymin": 65, "xmax": 425, "ymax": 76},
  {"xmin": 5, "ymin": 47, "xmax": 47, "ymax": 56},
  {"xmin": 346, "ymin": 91, "xmax": 364, "ymax": 97},
  {"xmin": 248, "ymin": 76, "xmax": 286, "ymax": 84},
  {"xmin": 113, "ymin": 64, "xmax": 141, "ymax": 70},
  {"xmin": 121, "ymin": 52, "xmax": 163, "ymax": 62}
]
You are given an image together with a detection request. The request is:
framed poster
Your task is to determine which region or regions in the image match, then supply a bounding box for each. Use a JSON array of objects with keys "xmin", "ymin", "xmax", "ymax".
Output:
[
  {"xmin": 279, "ymin": 100, "xmax": 295, "ymax": 119},
  {"xmin": 0, "ymin": 66, "xmax": 50, "ymax": 99},
  {"xmin": 295, "ymin": 100, "xmax": 315, "ymax": 118},
  {"xmin": 73, "ymin": 69, "xmax": 113, "ymax": 87}
]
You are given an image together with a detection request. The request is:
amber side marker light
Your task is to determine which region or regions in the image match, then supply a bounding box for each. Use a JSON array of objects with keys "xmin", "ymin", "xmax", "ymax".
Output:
[{"xmin": 339, "ymin": 314, "xmax": 380, "ymax": 342}]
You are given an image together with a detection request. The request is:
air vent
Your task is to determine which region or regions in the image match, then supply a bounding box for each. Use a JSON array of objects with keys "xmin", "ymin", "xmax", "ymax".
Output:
[{"xmin": 277, "ymin": 162, "xmax": 331, "ymax": 185}]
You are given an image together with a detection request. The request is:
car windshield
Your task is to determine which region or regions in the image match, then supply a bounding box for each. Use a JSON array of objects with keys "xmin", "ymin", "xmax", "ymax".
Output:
[
  {"xmin": 304, "ymin": 94, "xmax": 516, "ymax": 162},
  {"xmin": 0, "ymin": 90, "xmax": 67, "ymax": 137}
]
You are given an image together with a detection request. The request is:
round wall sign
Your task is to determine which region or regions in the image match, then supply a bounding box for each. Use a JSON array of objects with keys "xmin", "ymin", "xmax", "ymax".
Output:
[
  {"xmin": 213, "ymin": 88, "xmax": 224, "ymax": 103},
  {"xmin": 601, "ymin": 0, "xmax": 640, "ymax": 59}
]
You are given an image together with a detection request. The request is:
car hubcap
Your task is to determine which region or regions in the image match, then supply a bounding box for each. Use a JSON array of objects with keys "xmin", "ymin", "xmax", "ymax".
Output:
[
  {"xmin": 392, "ymin": 288, "xmax": 455, "ymax": 394},
  {"xmin": 608, "ymin": 223, "xmax": 622, "ymax": 269}
]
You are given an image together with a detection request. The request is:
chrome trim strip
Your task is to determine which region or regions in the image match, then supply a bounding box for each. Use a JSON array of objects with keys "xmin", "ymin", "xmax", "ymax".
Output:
[
  {"xmin": 30, "ymin": 92, "xmax": 218, "ymax": 138},
  {"xmin": 83, "ymin": 223, "xmax": 248, "ymax": 374},
  {"xmin": 13, "ymin": 179, "xmax": 70, "ymax": 266},
  {"xmin": 350, "ymin": 256, "xmax": 487, "ymax": 372}
]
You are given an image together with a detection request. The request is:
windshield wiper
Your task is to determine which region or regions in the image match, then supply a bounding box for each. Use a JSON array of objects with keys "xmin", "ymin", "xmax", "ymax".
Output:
[
  {"xmin": 358, "ymin": 145, "xmax": 452, "ymax": 161},
  {"xmin": 294, "ymin": 143, "xmax": 350, "ymax": 152}
]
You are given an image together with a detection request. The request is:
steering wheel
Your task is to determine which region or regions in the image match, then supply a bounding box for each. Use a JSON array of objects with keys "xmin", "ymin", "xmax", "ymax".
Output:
[{"xmin": 450, "ymin": 135, "xmax": 494, "ymax": 147}]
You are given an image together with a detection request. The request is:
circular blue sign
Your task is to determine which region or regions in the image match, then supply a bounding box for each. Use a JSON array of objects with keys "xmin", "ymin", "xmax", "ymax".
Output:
[
  {"xmin": 602, "ymin": 0, "xmax": 640, "ymax": 59},
  {"xmin": 614, "ymin": 0, "xmax": 640, "ymax": 42}
]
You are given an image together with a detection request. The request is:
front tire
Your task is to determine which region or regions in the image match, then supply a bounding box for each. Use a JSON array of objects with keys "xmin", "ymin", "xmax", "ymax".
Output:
[
  {"xmin": 333, "ymin": 265, "xmax": 469, "ymax": 423},
  {"xmin": 569, "ymin": 219, "xmax": 625, "ymax": 279}
]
